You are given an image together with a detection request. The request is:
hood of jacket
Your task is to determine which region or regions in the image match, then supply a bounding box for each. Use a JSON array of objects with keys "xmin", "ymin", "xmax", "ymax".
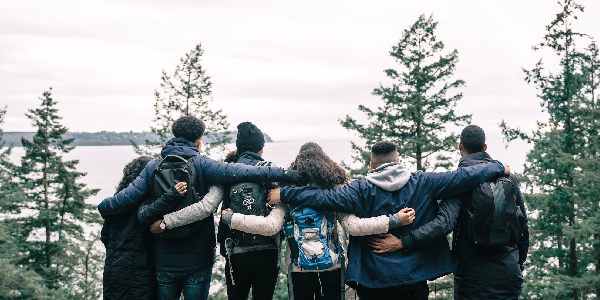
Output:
[
  {"xmin": 161, "ymin": 137, "xmax": 200, "ymax": 158},
  {"xmin": 365, "ymin": 162, "xmax": 411, "ymax": 192},
  {"xmin": 236, "ymin": 151, "xmax": 264, "ymax": 164}
]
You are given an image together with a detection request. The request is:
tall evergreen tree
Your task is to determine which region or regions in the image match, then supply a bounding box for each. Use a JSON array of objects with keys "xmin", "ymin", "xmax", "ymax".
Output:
[
  {"xmin": 0, "ymin": 106, "xmax": 64, "ymax": 299},
  {"xmin": 14, "ymin": 88, "xmax": 103, "ymax": 299},
  {"xmin": 134, "ymin": 43, "xmax": 230, "ymax": 157},
  {"xmin": 501, "ymin": 1, "xmax": 600, "ymax": 298},
  {"xmin": 341, "ymin": 14, "xmax": 470, "ymax": 174}
]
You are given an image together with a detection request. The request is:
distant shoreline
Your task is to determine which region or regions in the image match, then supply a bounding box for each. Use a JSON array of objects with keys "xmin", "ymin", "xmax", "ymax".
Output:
[{"xmin": 1, "ymin": 131, "xmax": 273, "ymax": 147}]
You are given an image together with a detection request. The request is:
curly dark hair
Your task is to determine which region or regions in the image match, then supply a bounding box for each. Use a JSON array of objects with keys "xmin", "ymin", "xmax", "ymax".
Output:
[
  {"xmin": 289, "ymin": 148, "xmax": 348, "ymax": 189},
  {"xmin": 115, "ymin": 156, "xmax": 153, "ymax": 194},
  {"xmin": 224, "ymin": 150, "xmax": 238, "ymax": 163},
  {"xmin": 172, "ymin": 116, "xmax": 206, "ymax": 143},
  {"xmin": 460, "ymin": 125, "xmax": 486, "ymax": 154}
]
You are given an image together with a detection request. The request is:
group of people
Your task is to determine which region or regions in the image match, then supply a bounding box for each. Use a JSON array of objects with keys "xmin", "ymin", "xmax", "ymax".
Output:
[{"xmin": 98, "ymin": 115, "xmax": 529, "ymax": 300}]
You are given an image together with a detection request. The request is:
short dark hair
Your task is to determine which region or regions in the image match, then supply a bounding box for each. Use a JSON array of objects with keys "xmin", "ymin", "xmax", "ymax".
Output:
[
  {"xmin": 460, "ymin": 125, "xmax": 486, "ymax": 154},
  {"xmin": 371, "ymin": 141, "xmax": 398, "ymax": 168},
  {"xmin": 172, "ymin": 116, "xmax": 205, "ymax": 143}
]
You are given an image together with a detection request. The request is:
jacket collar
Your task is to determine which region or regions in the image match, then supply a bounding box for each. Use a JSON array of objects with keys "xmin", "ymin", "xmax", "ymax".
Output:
[
  {"xmin": 458, "ymin": 152, "xmax": 492, "ymax": 167},
  {"xmin": 160, "ymin": 137, "xmax": 200, "ymax": 158}
]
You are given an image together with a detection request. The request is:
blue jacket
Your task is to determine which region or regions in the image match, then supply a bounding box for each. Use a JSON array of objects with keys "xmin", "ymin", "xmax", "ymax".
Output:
[
  {"xmin": 98, "ymin": 138, "xmax": 286, "ymax": 271},
  {"xmin": 279, "ymin": 161, "xmax": 506, "ymax": 289}
]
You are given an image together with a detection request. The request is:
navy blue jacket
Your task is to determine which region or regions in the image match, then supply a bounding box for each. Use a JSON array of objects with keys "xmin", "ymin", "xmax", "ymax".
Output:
[
  {"xmin": 279, "ymin": 161, "xmax": 506, "ymax": 289},
  {"xmin": 98, "ymin": 138, "xmax": 286, "ymax": 271}
]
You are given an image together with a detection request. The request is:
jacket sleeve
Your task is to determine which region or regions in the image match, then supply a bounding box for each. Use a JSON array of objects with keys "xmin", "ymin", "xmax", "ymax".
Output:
[
  {"xmin": 424, "ymin": 161, "xmax": 506, "ymax": 200},
  {"xmin": 280, "ymin": 180, "xmax": 367, "ymax": 215},
  {"xmin": 511, "ymin": 176, "xmax": 529, "ymax": 266},
  {"xmin": 229, "ymin": 203, "xmax": 288, "ymax": 236},
  {"xmin": 199, "ymin": 156, "xmax": 285, "ymax": 184},
  {"xmin": 98, "ymin": 162, "xmax": 156, "ymax": 218},
  {"xmin": 163, "ymin": 185, "xmax": 224, "ymax": 229},
  {"xmin": 399, "ymin": 197, "xmax": 461, "ymax": 252},
  {"xmin": 338, "ymin": 213, "xmax": 389, "ymax": 236},
  {"xmin": 136, "ymin": 186, "xmax": 185, "ymax": 227}
]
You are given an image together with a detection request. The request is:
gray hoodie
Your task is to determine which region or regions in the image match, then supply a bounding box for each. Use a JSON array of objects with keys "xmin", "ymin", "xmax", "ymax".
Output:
[{"xmin": 365, "ymin": 162, "xmax": 411, "ymax": 192}]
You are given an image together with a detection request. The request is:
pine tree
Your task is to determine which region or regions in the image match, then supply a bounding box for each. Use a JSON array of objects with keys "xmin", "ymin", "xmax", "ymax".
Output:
[
  {"xmin": 15, "ymin": 88, "xmax": 103, "ymax": 299},
  {"xmin": 134, "ymin": 43, "xmax": 230, "ymax": 158},
  {"xmin": 500, "ymin": 1, "xmax": 600, "ymax": 298},
  {"xmin": 0, "ymin": 106, "xmax": 65, "ymax": 299},
  {"xmin": 341, "ymin": 14, "xmax": 470, "ymax": 174}
]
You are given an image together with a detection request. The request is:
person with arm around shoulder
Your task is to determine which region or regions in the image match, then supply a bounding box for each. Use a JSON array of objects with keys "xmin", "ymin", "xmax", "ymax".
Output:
[{"xmin": 268, "ymin": 141, "xmax": 510, "ymax": 300}]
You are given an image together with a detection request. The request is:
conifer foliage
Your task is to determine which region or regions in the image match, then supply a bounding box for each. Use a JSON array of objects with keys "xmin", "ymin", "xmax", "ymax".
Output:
[
  {"xmin": 10, "ymin": 88, "xmax": 103, "ymax": 299},
  {"xmin": 134, "ymin": 43, "xmax": 230, "ymax": 157},
  {"xmin": 341, "ymin": 14, "xmax": 470, "ymax": 174},
  {"xmin": 501, "ymin": 1, "xmax": 600, "ymax": 298}
]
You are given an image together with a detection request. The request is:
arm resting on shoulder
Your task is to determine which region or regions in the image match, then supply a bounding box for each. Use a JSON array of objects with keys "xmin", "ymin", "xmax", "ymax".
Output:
[
  {"xmin": 163, "ymin": 185, "xmax": 224, "ymax": 229},
  {"xmin": 427, "ymin": 161, "xmax": 506, "ymax": 200},
  {"xmin": 229, "ymin": 203, "xmax": 288, "ymax": 236},
  {"xmin": 200, "ymin": 157, "xmax": 285, "ymax": 184},
  {"xmin": 400, "ymin": 198, "xmax": 461, "ymax": 252},
  {"xmin": 338, "ymin": 213, "xmax": 390, "ymax": 236},
  {"xmin": 137, "ymin": 186, "xmax": 185, "ymax": 227},
  {"xmin": 98, "ymin": 164, "xmax": 155, "ymax": 218},
  {"xmin": 280, "ymin": 180, "xmax": 366, "ymax": 215}
]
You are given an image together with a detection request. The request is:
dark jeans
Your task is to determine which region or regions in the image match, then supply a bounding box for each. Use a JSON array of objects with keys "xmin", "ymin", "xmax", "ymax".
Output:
[
  {"xmin": 290, "ymin": 269, "xmax": 342, "ymax": 300},
  {"xmin": 225, "ymin": 249, "xmax": 279, "ymax": 300},
  {"xmin": 156, "ymin": 266, "xmax": 212, "ymax": 300},
  {"xmin": 355, "ymin": 281, "xmax": 429, "ymax": 300}
]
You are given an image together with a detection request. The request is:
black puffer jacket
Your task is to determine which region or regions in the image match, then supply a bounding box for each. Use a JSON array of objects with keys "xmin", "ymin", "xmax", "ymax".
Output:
[
  {"xmin": 101, "ymin": 211, "xmax": 155, "ymax": 300},
  {"xmin": 101, "ymin": 187, "xmax": 183, "ymax": 300}
]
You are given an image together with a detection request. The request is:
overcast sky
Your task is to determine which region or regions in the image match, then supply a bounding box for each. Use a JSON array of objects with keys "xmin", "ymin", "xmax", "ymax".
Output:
[{"xmin": 2, "ymin": 0, "xmax": 599, "ymax": 149}]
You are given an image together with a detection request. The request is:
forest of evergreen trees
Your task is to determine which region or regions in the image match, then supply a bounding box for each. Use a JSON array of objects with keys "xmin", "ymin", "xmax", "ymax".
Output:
[{"xmin": 0, "ymin": 1, "xmax": 599, "ymax": 299}]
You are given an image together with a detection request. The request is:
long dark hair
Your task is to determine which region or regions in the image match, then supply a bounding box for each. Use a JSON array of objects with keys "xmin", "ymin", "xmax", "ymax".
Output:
[
  {"xmin": 289, "ymin": 148, "xmax": 348, "ymax": 189},
  {"xmin": 115, "ymin": 156, "xmax": 153, "ymax": 194}
]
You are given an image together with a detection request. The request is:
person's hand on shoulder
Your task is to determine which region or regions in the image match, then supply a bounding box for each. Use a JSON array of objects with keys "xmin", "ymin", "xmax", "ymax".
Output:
[
  {"xmin": 267, "ymin": 187, "xmax": 282, "ymax": 205},
  {"xmin": 282, "ymin": 170, "xmax": 309, "ymax": 186}
]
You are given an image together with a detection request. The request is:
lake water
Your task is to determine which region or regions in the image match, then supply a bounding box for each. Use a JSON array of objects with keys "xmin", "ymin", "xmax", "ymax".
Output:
[
  {"xmin": 7, "ymin": 138, "xmax": 530, "ymax": 206},
  {"xmin": 7, "ymin": 141, "xmax": 357, "ymax": 205}
]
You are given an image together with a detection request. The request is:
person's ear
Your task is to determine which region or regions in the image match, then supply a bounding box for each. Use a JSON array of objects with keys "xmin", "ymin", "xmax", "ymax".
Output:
[
  {"xmin": 195, "ymin": 140, "xmax": 202, "ymax": 150},
  {"xmin": 483, "ymin": 144, "xmax": 487, "ymax": 152},
  {"xmin": 459, "ymin": 142, "xmax": 464, "ymax": 151},
  {"xmin": 370, "ymin": 161, "xmax": 375, "ymax": 170}
]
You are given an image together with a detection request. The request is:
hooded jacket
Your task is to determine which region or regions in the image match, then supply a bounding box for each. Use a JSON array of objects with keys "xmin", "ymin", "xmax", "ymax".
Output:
[
  {"xmin": 452, "ymin": 152, "xmax": 528, "ymax": 299},
  {"xmin": 394, "ymin": 152, "xmax": 529, "ymax": 299},
  {"xmin": 99, "ymin": 138, "xmax": 286, "ymax": 272},
  {"xmin": 279, "ymin": 161, "xmax": 506, "ymax": 289}
]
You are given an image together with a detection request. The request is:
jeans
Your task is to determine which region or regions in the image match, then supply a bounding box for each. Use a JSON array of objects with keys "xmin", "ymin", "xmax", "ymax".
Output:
[
  {"xmin": 156, "ymin": 266, "xmax": 212, "ymax": 300},
  {"xmin": 291, "ymin": 269, "xmax": 342, "ymax": 300},
  {"xmin": 355, "ymin": 281, "xmax": 429, "ymax": 300},
  {"xmin": 224, "ymin": 249, "xmax": 279, "ymax": 300}
]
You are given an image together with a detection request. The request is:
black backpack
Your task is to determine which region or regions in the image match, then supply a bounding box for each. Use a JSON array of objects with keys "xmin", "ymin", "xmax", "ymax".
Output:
[
  {"xmin": 150, "ymin": 154, "xmax": 203, "ymax": 239},
  {"xmin": 465, "ymin": 176, "xmax": 522, "ymax": 247},
  {"xmin": 228, "ymin": 161, "xmax": 278, "ymax": 248}
]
